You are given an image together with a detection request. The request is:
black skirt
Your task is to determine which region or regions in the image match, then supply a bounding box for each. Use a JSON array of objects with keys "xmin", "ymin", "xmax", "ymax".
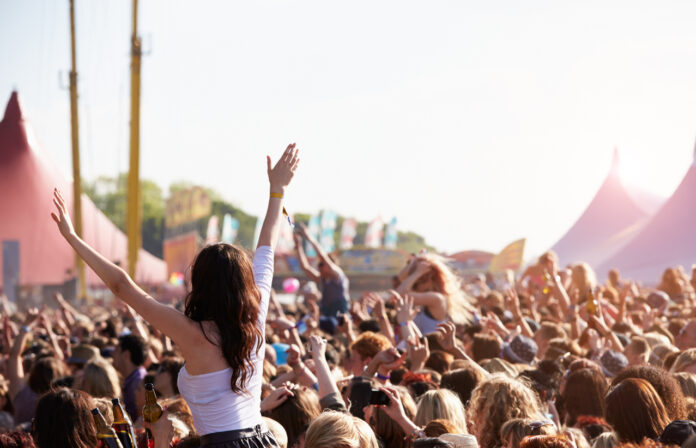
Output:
[{"xmin": 199, "ymin": 425, "xmax": 279, "ymax": 448}]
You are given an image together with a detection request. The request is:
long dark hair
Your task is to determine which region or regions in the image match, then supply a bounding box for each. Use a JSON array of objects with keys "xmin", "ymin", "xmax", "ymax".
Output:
[
  {"xmin": 33, "ymin": 388, "xmax": 97, "ymax": 448},
  {"xmin": 184, "ymin": 243, "xmax": 263, "ymax": 394}
]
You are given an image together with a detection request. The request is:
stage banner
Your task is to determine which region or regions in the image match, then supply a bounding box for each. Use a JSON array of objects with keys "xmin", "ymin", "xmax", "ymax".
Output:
[
  {"xmin": 305, "ymin": 214, "xmax": 321, "ymax": 257},
  {"xmin": 365, "ymin": 216, "xmax": 384, "ymax": 248},
  {"xmin": 339, "ymin": 218, "xmax": 357, "ymax": 250},
  {"xmin": 488, "ymin": 238, "xmax": 527, "ymax": 273},
  {"xmin": 320, "ymin": 210, "xmax": 338, "ymax": 252},
  {"xmin": 205, "ymin": 216, "xmax": 220, "ymax": 245},
  {"xmin": 165, "ymin": 187, "xmax": 211, "ymax": 229},
  {"xmin": 221, "ymin": 214, "xmax": 240, "ymax": 244},
  {"xmin": 163, "ymin": 232, "xmax": 198, "ymax": 277},
  {"xmin": 2, "ymin": 240, "xmax": 19, "ymax": 302},
  {"xmin": 384, "ymin": 217, "xmax": 398, "ymax": 249}
]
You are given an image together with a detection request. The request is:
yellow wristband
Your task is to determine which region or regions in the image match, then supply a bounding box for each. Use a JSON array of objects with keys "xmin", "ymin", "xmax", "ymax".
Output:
[{"xmin": 270, "ymin": 192, "xmax": 283, "ymax": 199}]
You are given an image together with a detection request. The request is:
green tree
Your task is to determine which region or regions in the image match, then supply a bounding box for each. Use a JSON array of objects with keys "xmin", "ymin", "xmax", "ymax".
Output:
[{"xmin": 83, "ymin": 174, "xmax": 165, "ymax": 257}]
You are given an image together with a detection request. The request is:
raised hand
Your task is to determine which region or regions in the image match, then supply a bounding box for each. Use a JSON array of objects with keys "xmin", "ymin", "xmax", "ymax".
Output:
[
  {"xmin": 395, "ymin": 293, "xmax": 420, "ymax": 325},
  {"xmin": 50, "ymin": 189, "xmax": 75, "ymax": 238},
  {"xmin": 407, "ymin": 336, "xmax": 429, "ymax": 371},
  {"xmin": 436, "ymin": 321, "xmax": 457, "ymax": 352},
  {"xmin": 267, "ymin": 143, "xmax": 300, "ymax": 193},
  {"xmin": 309, "ymin": 335, "xmax": 327, "ymax": 359},
  {"xmin": 260, "ymin": 386, "xmax": 294, "ymax": 412}
]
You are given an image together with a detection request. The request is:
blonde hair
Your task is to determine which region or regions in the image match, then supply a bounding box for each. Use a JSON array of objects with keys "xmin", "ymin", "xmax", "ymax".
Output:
[
  {"xmin": 571, "ymin": 263, "xmax": 597, "ymax": 300},
  {"xmin": 591, "ymin": 432, "xmax": 617, "ymax": 448},
  {"xmin": 415, "ymin": 389, "xmax": 468, "ymax": 433},
  {"xmin": 467, "ymin": 374, "xmax": 545, "ymax": 448},
  {"xmin": 670, "ymin": 349, "xmax": 696, "ymax": 374},
  {"xmin": 412, "ymin": 253, "xmax": 474, "ymax": 325},
  {"xmin": 79, "ymin": 357, "xmax": 122, "ymax": 399},
  {"xmin": 673, "ymin": 372, "xmax": 696, "ymax": 399},
  {"xmin": 305, "ymin": 410, "xmax": 379, "ymax": 448}
]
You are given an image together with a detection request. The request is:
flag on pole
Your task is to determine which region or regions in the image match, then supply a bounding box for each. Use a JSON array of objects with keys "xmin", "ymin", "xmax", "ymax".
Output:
[
  {"xmin": 365, "ymin": 216, "xmax": 384, "ymax": 248},
  {"xmin": 221, "ymin": 214, "xmax": 240, "ymax": 244},
  {"xmin": 205, "ymin": 216, "xmax": 220, "ymax": 245},
  {"xmin": 488, "ymin": 238, "xmax": 526, "ymax": 273},
  {"xmin": 384, "ymin": 217, "xmax": 398, "ymax": 249},
  {"xmin": 319, "ymin": 210, "xmax": 338, "ymax": 252},
  {"xmin": 305, "ymin": 215, "xmax": 321, "ymax": 257},
  {"xmin": 339, "ymin": 218, "xmax": 357, "ymax": 250},
  {"xmin": 276, "ymin": 213, "xmax": 295, "ymax": 255}
]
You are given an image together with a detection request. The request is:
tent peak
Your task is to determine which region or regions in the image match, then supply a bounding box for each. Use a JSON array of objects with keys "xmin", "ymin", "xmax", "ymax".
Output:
[
  {"xmin": 2, "ymin": 91, "xmax": 24, "ymax": 123},
  {"xmin": 609, "ymin": 146, "xmax": 621, "ymax": 176}
]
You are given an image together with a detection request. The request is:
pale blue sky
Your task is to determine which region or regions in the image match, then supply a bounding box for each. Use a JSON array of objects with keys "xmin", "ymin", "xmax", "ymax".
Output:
[{"xmin": 2, "ymin": 0, "xmax": 695, "ymax": 258}]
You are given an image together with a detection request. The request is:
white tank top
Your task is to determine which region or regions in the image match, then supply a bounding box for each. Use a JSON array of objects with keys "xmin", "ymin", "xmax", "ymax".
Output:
[{"xmin": 177, "ymin": 246, "xmax": 273, "ymax": 435}]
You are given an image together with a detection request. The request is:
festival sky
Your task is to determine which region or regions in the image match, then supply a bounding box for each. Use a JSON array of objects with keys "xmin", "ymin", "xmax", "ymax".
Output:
[{"xmin": 1, "ymin": 1, "xmax": 696, "ymax": 258}]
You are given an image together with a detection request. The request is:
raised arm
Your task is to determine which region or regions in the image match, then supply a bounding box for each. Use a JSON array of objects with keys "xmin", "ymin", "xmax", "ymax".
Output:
[
  {"xmin": 50, "ymin": 189, "xmax": 201, "ymax": 354},
  {"xmin": 298, "ymin": 223, "xmax": 341, "ymax": 279},
  {"xmin": 257, "ymin": 143, "xmax": 300, "ymax": 249},
  {"xmin": 293, "ymin": 232, "xmax": 320, "ymax": 283}
]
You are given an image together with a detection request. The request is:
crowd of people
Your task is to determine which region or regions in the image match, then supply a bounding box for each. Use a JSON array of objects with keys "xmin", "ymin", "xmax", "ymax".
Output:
[{"xmin": 1, "ymin": 145, "xmax": 696, "ymax": 447}]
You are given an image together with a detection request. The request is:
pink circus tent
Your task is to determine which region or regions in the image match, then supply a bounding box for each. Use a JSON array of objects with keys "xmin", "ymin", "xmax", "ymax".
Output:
[
  {"xmin": 598, "ymin": 143, "xmax": 696, "ymax": 283},
  {"xmin": 550, "ymin": 149, "xmax": 662, "ymax": 268},
  {"xmin": 0, "ymin": 91, "xmax": 166, "ymax": 289}
]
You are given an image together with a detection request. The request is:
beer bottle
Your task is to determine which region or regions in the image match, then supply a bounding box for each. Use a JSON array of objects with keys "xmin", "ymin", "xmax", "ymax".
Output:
[
  {"xmin": 112, "ymin": 398, "xmax": 137, "ymax": 448},
  {"xmin": 91, "ymin": 408, "xmax": 124, "ymax": 448},
  {"xmin": 142, "ymin": 383, "xmax": 164, "ymax": 448},
  {"xmin": 586, "ymin": 288, "xmax": 598, "ymax": 315}
]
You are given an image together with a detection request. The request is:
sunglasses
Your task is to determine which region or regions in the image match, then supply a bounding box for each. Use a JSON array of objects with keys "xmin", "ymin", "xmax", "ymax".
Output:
[{"xmin": 527, "ymin": 421, "xmax": 553, "ymax": 436}]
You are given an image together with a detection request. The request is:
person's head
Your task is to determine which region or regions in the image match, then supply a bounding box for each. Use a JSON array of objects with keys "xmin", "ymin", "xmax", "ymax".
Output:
[
  {"xmin": 415, "ymin": 389, "xmax": 468, "ymax": 434},
  {"xmin": 76, "ymin": 357, "xmax": 121, "ymax": 399},
  {"xmin": 538, "ymin": 252, "xmax": 558, "ymax": 273},
  {"xmin": 500, "ymin": 419, "xmax": 557, "ymax": 448},
  {"xmin": 611, "ymin": 365, "xmax": 687, "ymax": 420},
  {"xmin": 502, "ymin": 335, "xmax": 538, "ymax": 365},
  {"xmin": 184, "ymin": 243, "xmax": 264, "ymax": 394},
  {"xmin": 519, "ymin": 436, "xmax": 573, "ymax": 448},
  {"xmin": 113, "ymin": 334, "xmax": 148, "ymax": 375},
  {"xmin": 660, "ymin": 268, "xmax": 685, "ymax": 299},
  {"xmin": 674, "ymin": 372, "xmax": 696, "ymax": 399},
  {"xmin": 677, "ymin": 321, "xmax": 696, "ymax": 350},
  {"xmin": 426, "ymin": 351, "xmax": 454, "ymax": 375},
  {"xmin": 28, "ymin": 356, "xmax": 67, "ymax": 395},
  {"xmin": 263, "ymin": 417, "xmax": 288, "ymax": 448},
  {"xmin": 570, "ymin": 263, "xmax": 597, "ymax": 298},
  {"xmin": 440, "ymin": 365, "xmax": 487, "ymax": 406},
  {"xmin": 534, "ymin": 323, "xmax": 567, "ymax": 359},
  {"xmin": 365, "ymin": 385, "xmax": 416, "ymax": 448},
  {"xmin": 605, "ymin": 378, "xmax": 671, "ymax": 443},
  {"xmin": 265, "ymin": 387, "xmax": 321, "ymax": 446},
  {"xmin": 317, "ymin": 256, "xmax": 337, "ymax": 279},
  {"xmin": 560, "ymin": 368, "xmax": 607, "ymax": 426},
  {"xmin": 468, "ymin": 375, "xmax": 545, "ymax": 448},
  {"xmin": 672, "ymin": 349, "xmax": 696, "ymax": 374},
  {"xmin": 591, "ymin": 432, "xmax": 617, "ymax": 448},
  {"xmin": 305, "ymin": 410, "xmax": 379, "ymax": 448},
  {"xmin": 155, "ymin": 357, "xmax": 184, "ymax": 398},
  {"xmin": 472, "ymin": 334, "xmax": 502, "ymax": 362},
  {"xmin": 423, "ymin": 419, "xmax": 460, "ymax": 437},
  {"xmin": 624, "ymin": 337, "xmax": 651, "ymax": 367},
  {"xmin": 348, "ymin": 332, "xmax": 391, "ymax": 376},
  {"xmin": 33, "ymin": 387, "xmax": 97, "ymax": 448},
  {"xmin": 406, "ymin": 254, "xmax": 473, "ymax": 325},
  {"xmin": 608, "ymin": 269, "xmax": 621, "ymax": 289}
]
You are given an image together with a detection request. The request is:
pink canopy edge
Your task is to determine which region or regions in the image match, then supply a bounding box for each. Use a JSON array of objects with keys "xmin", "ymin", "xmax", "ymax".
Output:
[
  {"xmin": 598, "ymin": 142, "xmax": 696, "ymax": 283},
  {"xmin": 550, "ymin": 148, "xmax": 660, "ymax": 268},
  {"xmin": 0, "ymin": 91, "xmax": 166, "ymax": 288}
]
